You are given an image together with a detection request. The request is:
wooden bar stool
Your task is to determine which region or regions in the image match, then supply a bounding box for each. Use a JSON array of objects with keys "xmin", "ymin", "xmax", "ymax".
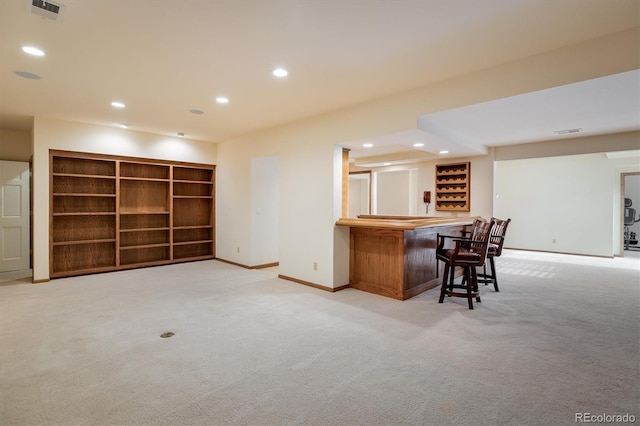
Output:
[
  {"xmin": 436, "ymin": 220, "xmax": 495, "ymax": 309},
  {"xmin": 477, "ymin": 217, "xmax": 511, "ymax": 292}
]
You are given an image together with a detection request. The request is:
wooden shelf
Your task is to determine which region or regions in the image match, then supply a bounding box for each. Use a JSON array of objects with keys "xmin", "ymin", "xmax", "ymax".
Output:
[
  {"xmin": 52, "ymin": 241, "xmax": 116, "ymax": 272},
  {"xmin": 52, "ymin": 156, "xmax": 115, "ymax": 176},
  {"xmin": 173, "ymin": 179, "xmax": 214, "ymax": 184},
  {"xmin": 173, "ymin": 166, "xmax": 213, "ymax": 182},
  {"xmin": 52, "ymin": 215, "xmax": 116, "ymax": 242},
  {"xmin": 435, "ymin": 162, "xmax": 470, "ymax": 212},
  {"xmin": 53, "ymin": 212, "xmax": 116, "ymax": 216},
  {"xmin": 120, "ymin": 245, "xmax": 170, "ymax": 265},
  {"xmin": 436, "ymin": 188, "xmax": 466, "ymax": 193},
  {"xmin": 174, "ymin": 182, "xmax": 213, "ymax": 197},
  {"xmin": 120, "ymin": 177, "xmax": 170, "ymax": 182},
  {"xmin": 53, "ymin": 239, "xmax": 117, "ymax": 246},
  {"xmin": 171, "ymin": 254, "xmax": 215, "ymax": 263},
  {"xmin": 120, "ymin": 162, "xmax": 170, "ymax": 180},
  {"xmin": 50, "ymin": 151, "xmax": 215, "ymax": 277},
  {"xmin": 120, "ymin": 243, "xmax": 170, "ymax": 250},
  {"xmin": 119, "ymin": 211, "xmax": 170, "ymax": 215},
  {"xmin": 120, "ymin": 228, "xmax": 169, "ymax": 248},
  {"xmin": 174, "ymin": 227, "xmax": 212, "ymax": 244},
  {"xmin": 120, "ymin": 227, "xmax": 169, "ymax": 233},
  {"xmin": 120, "ymin": 213, "xmax": 170, "ymax": 230},
  {"xmin": 53, "ymin": 193, "xmax": 116, "ymax": 197},
  {"xmin": 120, "ymin": 179, "xmax": 169, "ymax": 214},
  {"xmin": 173, "ymin": 198, "xmax": 213, "ymax": 227},
  {"xmin": 173, "ymin": 241, "xmax": 214, "ymax": 259},
  {"xmin": 117, "ymin": 259, "xmax": 173, "ymax": 270},
  {"xmin": 173, "ymin": 239, "xmax": 214, "ymax": 246},
  {"xmin": 53, "ymin": 175, "xmax": 116, "ymax": 195},
  {"xmin": 50, "ymin": 266, "xmax": 119, "ymax": 279},
  {"xmin": 53, "ymin": 173, "xmax": 116, "ymax": 180}
]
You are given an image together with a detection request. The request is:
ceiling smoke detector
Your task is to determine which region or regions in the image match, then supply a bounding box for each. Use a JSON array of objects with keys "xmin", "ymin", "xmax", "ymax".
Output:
[{"xmin": 29, "ymin": 0, "xmax": 66, "ymax": 23}]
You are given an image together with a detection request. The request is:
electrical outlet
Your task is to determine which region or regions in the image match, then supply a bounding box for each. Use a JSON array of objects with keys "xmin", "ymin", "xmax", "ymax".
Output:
[{"xmin": 313, "ymin": 262, "xmax": 318, "ymax": 270}]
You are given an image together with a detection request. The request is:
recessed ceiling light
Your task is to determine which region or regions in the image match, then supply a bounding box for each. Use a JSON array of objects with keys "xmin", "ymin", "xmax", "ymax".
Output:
[
  {"xmin": 189, "ymin": 108, "xmax": 204, "ymax": 115},
  {"xmin": 177, "ymin": 132, "xmax": 185, "ymax": 137},
  {"xmin": 439, "ymin": 150, "xmax": 449, "ymax": 154},
  {"xmin": 118, "ymin": 123, "xmax": 128, "ymax": 129},
  {"xmin": 363, "ymin": 143, "xmax": 374, "ymax": 148},
  {"xmin": 111, "ymin": 101, "xmax": 125, "ymax": 108},
  {"xmin": 14, "ymin": 71, "xmax": 41, "ymax": 80},
  {"xmin": 413, "ymin": 142, "xmax": 424, "ymax": 147},
  {"xmin": 22, "ymin": 46, "xmax": 45, "ymax": 57},
  {"xmin": 272, "ymin": 68, "xmax": 288, "ymax": 77},
  {"xmin": 215, "ymin": 97, "xmax": 229, "ymax": 104},
  {"xmin": 383, "ymin": 162, "xmax": 391, "ymax": 166}
]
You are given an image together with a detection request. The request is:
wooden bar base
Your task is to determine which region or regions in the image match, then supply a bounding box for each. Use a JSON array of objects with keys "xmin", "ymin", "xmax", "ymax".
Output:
[{"xmin": 337, "ymin": 217, "xmax": 472, "ymax": 300}]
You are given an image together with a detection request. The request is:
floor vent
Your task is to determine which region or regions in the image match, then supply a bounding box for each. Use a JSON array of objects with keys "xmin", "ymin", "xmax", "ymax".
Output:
[{"xmin": 29, "ymin": 0, "xmax": 66, "ymax": 23}]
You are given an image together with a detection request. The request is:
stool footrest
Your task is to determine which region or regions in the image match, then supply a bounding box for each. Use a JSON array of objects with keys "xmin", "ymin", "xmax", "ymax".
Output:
[{"xmin": 445, "ymin": 290, "xmax": 480, "ymax": 298}]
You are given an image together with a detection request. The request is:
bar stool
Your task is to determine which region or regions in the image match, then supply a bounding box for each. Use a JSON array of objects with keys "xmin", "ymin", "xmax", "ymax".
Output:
[
  {"xmin": 477, "ymin": 217, "xmax": 511, "ymax": 292},
  {"xmin": 436, "ymin": 219, "xmax": 495, "ymax": 309}
]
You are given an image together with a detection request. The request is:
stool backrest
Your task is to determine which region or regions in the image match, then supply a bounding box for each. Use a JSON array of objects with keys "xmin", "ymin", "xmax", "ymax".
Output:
[
  {"xmin": 489, "ymin": 217, "xmax": 511, "ymax": 257},
  {"xmin": 468, "ymin": 219, "xmax": 495, "ymax": 265},
  {"xmin": 468, "ymin": 218, "xmax": 487, "ymax": 240}
]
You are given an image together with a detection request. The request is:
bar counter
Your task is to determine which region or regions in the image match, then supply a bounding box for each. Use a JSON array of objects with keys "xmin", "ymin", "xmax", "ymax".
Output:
[{"xmin": 336, "ymin": 215, "xmax": 476, "ymax": 300}]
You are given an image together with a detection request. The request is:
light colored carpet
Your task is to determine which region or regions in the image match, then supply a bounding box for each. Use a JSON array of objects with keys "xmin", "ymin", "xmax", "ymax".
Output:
[{"xmin": 1, "ymin": 250, "xmax": 638, "ymax": 425}]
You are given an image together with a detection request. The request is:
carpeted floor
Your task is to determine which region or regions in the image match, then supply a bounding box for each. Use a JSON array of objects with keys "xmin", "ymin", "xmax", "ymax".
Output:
[{"xmin": 1, "ymin": 250, "xmax": 639, "ymax": 425}]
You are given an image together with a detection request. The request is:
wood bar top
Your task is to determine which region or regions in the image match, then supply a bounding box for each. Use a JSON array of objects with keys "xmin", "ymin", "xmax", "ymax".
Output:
[{"xmin": 336, "ymin": 215, "xmax": 477, "ymax": 230}]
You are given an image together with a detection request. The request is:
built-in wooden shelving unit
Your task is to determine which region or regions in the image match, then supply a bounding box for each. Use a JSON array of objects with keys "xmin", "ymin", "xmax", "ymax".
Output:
[
  {"xmin": 435, "ymin": 161, "xmax": 470, "ymax": 212},
  {"xmin": 172, "ymin": 166, "xmax": 215, "ymax": 261},
  {"xmin": 50, "ymin": 150, "xmax": 215, "ymax": 278}
]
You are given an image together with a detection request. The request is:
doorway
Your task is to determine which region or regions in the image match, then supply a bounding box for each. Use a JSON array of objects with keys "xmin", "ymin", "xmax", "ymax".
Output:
[
  {"xmin": 348, "ymin": 171, "xmax": 371, "ymax": 218},
  {"xmin": 0, "ymin": 160, "xmax": 30, "ymax": 273},
  {"xmin": 250, "ymin": 156, "xmax": 279, "ymax": 268},
  {"xmin": 622, "ymin": 173, "xmax": 640, "ymax": 254}
]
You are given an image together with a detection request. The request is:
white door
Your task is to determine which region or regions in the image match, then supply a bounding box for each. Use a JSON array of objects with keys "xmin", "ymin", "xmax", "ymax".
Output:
[{"xmin": 0, "ymin": 160, "xmax": 30, "ymax": 272}]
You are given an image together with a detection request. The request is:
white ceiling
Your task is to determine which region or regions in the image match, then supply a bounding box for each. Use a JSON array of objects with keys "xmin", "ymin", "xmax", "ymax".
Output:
[
  {"xmin": 1, "ymin": 0, "xmax": 638, "ymax": 160},
  {"xmin": 346, "ymin": 70, "xmax": 640, "ymax": 164}
]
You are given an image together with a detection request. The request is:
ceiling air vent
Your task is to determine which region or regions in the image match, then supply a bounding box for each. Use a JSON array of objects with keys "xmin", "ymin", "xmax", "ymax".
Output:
[
  {"xmin": 29, "ymin": 0, "xmax": 66, "ymax": 23},
  {"xmin": 554, "ymin": 128, "xmax": 582, "ymax": 135}
]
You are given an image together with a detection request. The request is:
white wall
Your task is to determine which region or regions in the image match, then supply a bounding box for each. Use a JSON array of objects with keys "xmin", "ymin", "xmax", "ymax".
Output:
[
  {"xmin": 494, "ymin": 153, "xmax": 640, "ymax": 257},
  {"xmin": 0, "ymin": 129, "xmax": 32, "ymax": 162},
  {"xmin": 279, "ymin": 142, "xmax": 342, "ymax": 286},
  {"xmin": 348, "ymin": 174, "xmax": 370, "ymax": 218},
  {"xmin": 416, "ymin": 153, "xmax": 495, "ymax": 219},
  {"xmin": 215, "ymin": 122, "xmax": 349, "ymax": 288},
  {"xmin": 215, "ymin": 140, "xmax": 252, "ymax": 266},
  {"xmin": 250, "ymin": 156, "xmax": 279, "ymax": 266},
  {"xmin": 374, "ymin": 169, "xmax": 417, "ymax": 215},
  {"xmin": 32, "ymin": 118, "xmax": 217, "ymax": 281}
]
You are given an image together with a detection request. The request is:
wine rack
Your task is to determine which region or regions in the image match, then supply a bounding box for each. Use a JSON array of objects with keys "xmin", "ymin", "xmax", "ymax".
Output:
[{"xmin": 435, "ymin": 162, "xmax": 470, "ymax": 212}]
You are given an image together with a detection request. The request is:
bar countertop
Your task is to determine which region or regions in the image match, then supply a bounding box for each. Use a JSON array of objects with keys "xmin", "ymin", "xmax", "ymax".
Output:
[{"xmin": 335, "ymin": 215, "xmax": 476, "ymax": 230}]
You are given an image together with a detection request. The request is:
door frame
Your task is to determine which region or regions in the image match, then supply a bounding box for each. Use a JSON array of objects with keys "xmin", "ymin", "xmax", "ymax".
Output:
[{"xmin": 621, "ymin": 172, "xmax": 640, "ymax": 256}]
